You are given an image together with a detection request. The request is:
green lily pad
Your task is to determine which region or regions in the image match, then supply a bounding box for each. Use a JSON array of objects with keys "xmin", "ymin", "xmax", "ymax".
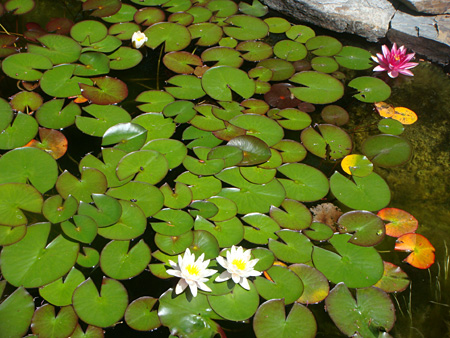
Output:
[
  {"xmin": 189, "ymin": 200, "xmax": 219, "ymax": 219},
  {"xmin": 264, "ymin": 17, "xmax": 290, "ymax": 33},
  {"xmin": 274, "ymin": 40, "xmax": 307, "ymax": 61},
  {"xmin": 272, "ymin": 139, "xmax": 307, "ymax": 163},
  {"xmin": 39, "ymin": 267, "xmax": 85, "ymax": 306},
  {"xmin": 301, "ymin": 124, "xmax": 352, "ymax": 160},
  {"xmin": 348, "ymin": 76, "xmax": 391, "ymax": 103},
  {"xmin": 201, "ymin": 46, "xmax": 243, "ymax": 67},
  {"xmin": 208, "ymin": 145, "xmax": 244, "ymax": 167},
  {"xmin": 303, "ymin": 222, "xmax": 334, "ymax": 242},
  {"xmin": 286, "ymin": 25, "xmax": 315, "ymax": 43},
  {"xmin": 208, "ymin": 282, "xmax": 260, "ymax": 321},
  {"xmin": 78, "ymin": 103, "xmax": 132, "ymax": 136},
  {"xmin": 74, "ymin": 52, "xmax": 110, "ymax": 76},
  {"xmin": 0, "ymin": 147, "xmax": 58, "ymax": 193},
  {"xmin": 270, "ymin": 199, "xmax": 312, "ymax": 230},
  {"xmin": 79, "ymin": 76, "xmax": 128, "ymax": 105},
  {"xmin": 134, "ymin": 6, "xmax": 165, "ymax": 25},
  {"xmin": 223, "ymin": 14, "xmax": 268, "ymax": 40},
  {"xmin": 70, "ymin": 20, "xmax": 108, "ymax": 45},
  {"xmin": 102, "ymin": 122, "xmax": 147, "ymax": 152},
  {"xmin": 0, "ymin": 287, "xmax": 35, "ymax": 338},
  {"xmin": 2, "ymin": 53, "xmax": 52, "ymax": 81},
  {"xmin": 254, "ymin": 265, "xmax": 303, "ymax": 304},
  {"xmin": 337, "ymin": 210, "xmax": 385, "ymax": 247},
  {"xmin": 189, "ymin": 230, "xmax": 220, "ymax": 259},
  {"xmin": 100, "ymin": 239, "xmax": 151, "ymax": 279},
  {"xmin": 76, "ymin": 247, "xmax": 100, "ymax": 268},
  {"xmin": 189, "ymin": 23, "xmax": 223, "ymax": 46},
  {"xmin": 154, "ymin": 230, "xmax": 193, "ymax": 255},
  {"xmin": 81, "ymin": 35, "xmax": 122, "ymax": 53},
  {"xmin": 169, "ymin": 12, "xmax": 193, "ymax": 25},
  {"xmin": 40, "ymin": 64, "xmax": 93, "ymax": 98},
  {"xmin": 109, "ymin": 46, "xmax": 143, "ymax": 70},
  {"xmin": 158, "ymin": 289, "xmax": 222, "ymax": 337},
  {"xmin": 125, "ymin": 297, "xmax": 161, "ymax": 331},
  {"xmin": 312, "ymin": 234, "xmax": 384, "ymax": 288},
  {"xmin": 78, "ymin": 194, "xmax": 122, "ymax": 227},
  {"xmin": 61, "ymin": 214, "xmax": 98, "ymax": 243},
  {"xmin": 4, "ymin": 0, "xmax": 35, "ymax": 14},
  {"xmin": 9, "ymin": 91, "xmax": 41, "ymax": 113},
  {"xmin": 0, "ymin": 97, "xmax": 13, "ymax": 131},
  {"xmin": 151, "ymin": 208, "xmax": 194, "ymax": 236},
  {"xmin": 82, "ymin": 0, "xmax": 121, "ymax": 17},
  {"xmin": 320, "ymin": 104, "xmax": 349, "ymax": 126},
  {"xmin": 202, "ymin": 66, "xmax": 255, "ymax": 101},
  {"xmin": 334, "ymin": 46, "xmax": 372, "ymax": 70},
  {"xmin": 278, "ymin": 163, "xmax": 329, "ymax": 202},
  {"xmin": 289, "ymin": 264, "xmax": 329, "ymax": 304},
  {"xmin": 290, "ymin": 71, "xmax": 344, "ymax": 104},
  {"xmin": 163, "ymin": 0, "xmax": 192, "ymax": 12},
  {"xmin": 72, "ymin": 277, "xmax": 128, "ymax": 327},
  {"xmin": 248, "ymin": 66, "xmax": 273, "ymax": 81},
  {"xmin": 176, "ymin": 171, "xmax": 222, "ymax": 200},
  {"xmin": 240, "ymin": 166, "xmax": 276, "ymax": 184},
  {"xmin": 30, "ymin": 304, "xmax": 78, "ymax": 338},
  {"xmin": 257, "ymin": 58, "xmax": 294, "ymax": 81},
  {"xmin": 163, "ymin": 100, "xmax": 196, "ymax": 123},
  {"xmin": 165, "ymin": 74, "xmax": 206, "ymax": 100},
  {"xmin": 0, "ymin": 222, "xmax": 79, "ymax": 287},
  {"xmin": 103, "ymin": 3, "xmax": 137, "ymax": 23},
  {"xmin": 163, "ymin": 51, "xmax": 202, "ymax": 74},
  {"xmin": 69, "ymin": 324, "xmax": 104, "ymax": 338},
  {"xmin": 330, "ymin": 171, "xmax": 391, "ymax": 211},
  {"xmin": 276, "ymin": 108, "xmax": 311, "ymax": 131},
  {"xmin": 362, "ymin": 134, "xmax": 412, "ymax": 168},
  {"xmin": 306, "ymin": 35, "xmax": 342, "ymax": 56},
  {"xmin": 42, "ymin": 195, "xmax": 78, "ymax": 224},
  {"xmin": 142, "ymin": 138, "xmax": 187, "ymax": 169},
  {"xmin": 183, "ymin": 126, "xmax": 222, "ymax": 149},
  {"xmin": 194, "ymin": 216, "xmax": 244, "ymax": 248},
  {"xmin": 0, "ymin": 224, "xmax": 26, "ymax": 245},
  {"xmin": 56, "ymin": 168, "xmax": 108, "ymax": 203},
  {"xmin": 136, "ymin": 90, "xmax": 174, "ymax": 113},
  {"xmin": 242, "ymin": 212, "xmax": 280, "ymax": 244},
  {"xmin": 28, "ymin": 34, "xmax": 81, "ymax": 65},
  {"xmin": 241, "ymin": 98, "xmax": 269, "ymax": 115},
  {"xmin": 378, "ymin": 118, "xmax": 404, "ymax": 135},
  {"xmin": 0, "ymin": 183, "xmax": 43, "ymax": 227},
  {"xmin": 269, "ymin": 230, "xmax": 313, "ymax": 263},
  {"xmin": 239, "ymin": 0, "xmax": 268, "ymax": 17},
  {"xmin": 325, "ymin": 283, "xmax": 395, "ymax": 337},
  {"xmin": 216, "ymin": 167, "xmax": 285, "ymax": 214},
  {"xmin": 230, "ymin": 114, "xmax": 283, "ymax": 147},
  {"xmin": 132, "ymin": 113, "xmax": 176, "ymax": 142},
  {"xmin": 253, "ymin": 299, "xmax": 317, "ymax": 338},
  {"xmin": 0, "ymin": 112, "xmax": 38, "ymax": 149},
  {"xmin": 311, "ymin": 56, "xmax": 339, "ymax": 73},
  {"xmin": 97, "ymin": 200, "xmax": 147, "ymax": 240},
  {"xmin": 190, "ymin": 104, "xmax": 226, "ymax": 131},
  {"xmin": 144, "ymin": 22, "xmax": 191, "ymax": 52},
  {"xmin": 160, "ymin": 182, "xmax": 193, "ymax": 209},
  {"xmin": 106, "ymin": 180, "xmax": 164, "ymax": 217},
  {"xmin": 36, "ymin": 99, "xmax": 81, "ymax": 129},
  {"xmin": 187, "ymin": 5, "xmax": 212, "ymax": 23}
]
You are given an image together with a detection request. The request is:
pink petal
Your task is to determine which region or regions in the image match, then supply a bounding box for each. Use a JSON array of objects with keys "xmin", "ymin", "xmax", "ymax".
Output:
[
  {"xmin": 373, "ymin": 65, "xmax": 388, "ymax": 72},
  {"xmin": 398, "ymin": 69, "xmax": 414, "ymax": 76},
  {"xmin": 388, "ymin": 70, "xmax": 399, "ymax": 78}
]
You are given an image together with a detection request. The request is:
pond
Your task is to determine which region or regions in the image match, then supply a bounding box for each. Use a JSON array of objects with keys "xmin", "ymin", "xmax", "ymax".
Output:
[{"xmin": 0, "ymin": 0, "xmax": 449, "ymax": 337}]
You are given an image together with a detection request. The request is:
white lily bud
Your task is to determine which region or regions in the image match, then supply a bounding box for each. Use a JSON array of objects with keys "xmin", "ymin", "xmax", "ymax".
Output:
[{"xmin": 131, "ymin": 31, "xmax": 148, "ymax": 49}]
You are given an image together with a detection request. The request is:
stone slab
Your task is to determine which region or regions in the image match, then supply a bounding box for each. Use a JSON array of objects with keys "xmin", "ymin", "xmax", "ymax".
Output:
[{"xmin": 397, "ymin": 0, "xmax": 450, "ymax": 14}]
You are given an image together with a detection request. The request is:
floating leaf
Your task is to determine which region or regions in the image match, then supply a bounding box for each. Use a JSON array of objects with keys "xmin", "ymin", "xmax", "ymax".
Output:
[
  {"xmin": 0, "ymin": 224, "xmax": 26, "ymax": 245},
  {"xmin": 269, "ymin": 230, "xmax": 313, "ymax": 263},
  {"xmin": 102, "ymin": 122, "xmax": 147, "ymax": 152},
  {"xmin": 42, "ymin": 195, "xmax": 78, "ymax": 224},
  {"xmin": 144, "ymin": 22, "xmax": 191, "ymax": 52},
  {"xmin": 374, "ymin": 261, "xmax": 410, "ymax": 293},
  {"xmin": 165, "ymin": 74, "xmax": 206, "ymax": 100},
  {"xmin": 321, "ymin": 104, "xmax": 349, "ymax": 126},
  {"xmin": 30, "ymin": 304, "xmax": 78, "ymax": 338},
  {"xmin": 103, "ymin": 3, "xmax": 137, "ymax": 23},
  {"xmin": 340, "ymin": 154, "xmax": 373, "ymax": 177},
  {"xmin": 348, "ymin": 76, "xmax": 391, "ymax": 103},
  {"xmin": 311, "ymin": 56, "xmax": 339, "ymax": 73},
  {"xmin": 2, "ymin": 53, "xmax": 52, "ymax": 81},
  {"xmin": 374, "ymin": 101, "xmax": 395, "ymax": 118},
  {"xmin": 189, "ymin": 23, "xmax": 223, "ymax": 46},
  {"xmin": 306, "ymin": 35, "xmax": 342, "ymax": 56},
  {"xmin": 40, "ymin": 64, "xmax": 93, "ymax": 98},
  {"xmin": 28, "ymin": 34, "xmax": 81, "ymax": 65},
  {"xmin": 74, "ymin": 52, "xmax": 110, "ymax": 76},
  {"xmin": 0, "ymin": 287, "xmax": 34, "ymax": 338},
  {"xmin": 377, "ymin": 208, "xmax": 418, "ymax": 237},
  {"xmin": 286, "ymin": 25, "xmax": 315, "ymax": 43},
  {"xmin": 395, "ymin": 233, "xmax": 435, "ymax": 269},
  {"xmin": 72, "ymin": 277, "xmax": 128, "ymax": 327},
  {"xmin": 70, "ymin": 20, "xmax": 108, "ymax": 44},
  {"xmin": 82, "ymin": 0, "xmax": 121, "ymax": 17},
  {"xmin": 24, "ymin": 127, "xmax": 68, "ymax": 159},
  {"xmin": 236, "ymin": 40, "xmax": 273, "ymax": 62},
  {"xmin": 289, "ymin": 264, "xmax": 329, "ymax": 304},
  {"xmin": 202, "ymin": 66, "xmax": 255, "ymax": 101},
  {"xmin": 253, "ymin": 299, "xmax": 317, "ymax": 338},
  {"xmin": 125, "ymin": 297, "xmax": 160, "ymax": 332},
  {"xmin": 258, "ymin": 58, "xmax": 294, "ymax": 81},
  {"xmin": 0, "ymin": 112, "xmax": 38, "ymax": 149},
  {"xmin": 334, "ymin": 46, "xmax": 372, "ymax": 70},
  {"xmin": 270, "ymin": 199, "xmax": 312, "ymax": 231},
  {"xmin": 326, "ymin": 283, "xmax": 395, "ymax": 337},
  {"xmin": 1, "ymin": 222, "xmax": 79, "ymax": 287},
  {"xmin": 61, "ymin": 214, "xmax": 97, "ymax": 243},
  {"xmin": 391, "ymin": 107, "xmax": 418, "ymax": 125},
  {"xmin": 223, "ymin": 15, "xmax": 268, "ymax": 40},
  {"xmin": 56, "ymin": 168, "xmax": 108, "ymax": 203},
  {"xmin": 290, "ymin": 71, "xmax": 344, "ymax": 104},
  {"xmin": 337, "ymin": 210, "xmax": 385, "ymax": 247},
  {"xmin": 378, "ymin": 118, "xmax": 404, "ymax": 135},
  {"xmin": 76, "ymin": 104, "xmax": 131, "ymax": 137},
  {"xmin": 362, "ymin": 134, "xmax": 412, "ymax": 168},
  {"xmin": 163, "ymin": 51, "xmax": 202, "ymax": 74},
  {"xmin": 79, "ymin": 76, "xmax": 128, "ymax": 105},
  {"xmin": 39, "ymin": 267, "xmax": 85, "ymax": 306},
  {"xmin": 36, "ymin": 99, "xmax": 80, "ymax": 129},
  {"xmin": 239, "ymin": 0, "xmax": 268, "ymax": 17},
  {"xmin": 227, "ymin": 135, "xmax": 271, "ymax": 165},
  {"xmin": 312, "ymin": 234, "xmax": 384, "ymax": 288},
  {"xmin": 274, "ymin": 40, "xmax": 307, "ymax": 61}
]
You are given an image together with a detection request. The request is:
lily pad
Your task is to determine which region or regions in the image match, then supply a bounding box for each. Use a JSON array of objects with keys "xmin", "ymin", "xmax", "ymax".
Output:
[
  {"xmin": 257, "ymin": 58, "xmax": 294, "ymax": 81},
  {"xmin": 28, "ymin": 34, "xmax": 81, "ymax": 65},
  {"xmin": 253, "ymin": 299, "xmax": 317, "ymax": 338},
  {"xmin": 164, "ymin": 51, "xmax": 203, "ymax": 74},
  {"xmin": 201, "ymin": 46, "xmax": 243, "ymax": 67},
  {"xmin": 125, "ymin": 297, "xmax": 161, "ymax": 331},
  {"xmin": 377, "ymin": 207, "xmax": 418, "ymax": 238},
  {"xmin": 151, "ymin": 208, "xmax": 194, "ymax": 236},
  {"xmin": 361, "ymin": 134, "xmax": 412, "ymax": 168},
  {"xmin": 2, "ymin": 53, "xmax": 52, "ymax": 81},
  {"xmin": 56, "ymin": 168, "xmax": 108, "ymax": 203},
  {"xmin": 395, "ymin": 233, "xmax": 435, "ymax": 269},
  {"xmin": 340, "ymin": 154, "xmax": 373, "ymax": 177},
  {"xmin": 36, "ymin": 99, "xmax": 81, "ymax": 129},
  {"xmin": 269, "ymin": 230, "xmax": 313, "ymax": 263},
  {"xmin": 70, "ymin": 20, "xmax": 108, "ymax": 45},
  {"xmin": 144, "ymin": 22, "xmax": 191, "ymax": 52},
  {"xmin": 0, "ymin": 112, "xmax": 38, "ymax": 149},
  {"xmin": 202, "ymin": 66, "xmax": 255, "ymax": 101},
  {"xmin": 189, "ymin": 23, "xmax": 223, "ymax": 46},
  {"xmin": 0, "ymin": 287, "xmax": 35, "ymax": 338},
  {"xmin": 0, "ymin": 224, "xmax": 26, "ymax": 245},
  {"xmin": 242, "ymin": 212, "xmax": 280, "ymax": 244},
  {"xmin": 109, "ymin": 46, "xmax": 143, "ymax": 70},
  {"xmin": 289, "ymin": 71, "xmax": 344, "ymax": 104},
  {"xmin": 79, "ymin": 76, "xmax": 128, "ymax": 105},
  {"xmin": 61, "ymin": 214, "xmax": 97, "ymax": 243},
  {"xmin": 289, "ymin": 264, "xmax": 329, "ymax": 304},
  {"xmin": 0, "ymin": 222, "xmax": 79, "ymax": 287},
  {"xmin": 165, "ymin": 74, "xmax": 206, "ymax": 100},
  {"xmin": 348, "ymin": 76, "xmax": 391, "ymax": 103},
  {"xmin": 334, "ymin": 46, "xmax": 372, "ymax": 70},
  {"xmin": 230, "ymin": 114, "xmax": 283, "ymax": 147},
  {"xmin": 30, "ymin": 304, "xmax": 78, "ymax": 338},
  {"xmin": 40, "ymin": 64, "xmax": 93, "ymax": 98},
  {"xmin": 270, "ymin": 199, "xmax": 312, "ymax": 230},
  {"xmin": 337, "ymin": 210, "xmax": 385, "ymax": 247},
  {"xmin": 76, "ymin": 104, "xmax": 131, "ymax": 137},
  {"xmin": 39, "ymin": 267, "xmax": 86, "ymax": 306},
  {"xmin": 227, "ymin": 135, "xmax": 271, "ymax": 165},
  {"xmin": 154, "ymin": 230, "xmax": 194, "ymax": 255},
  {"xmin": 236, "ymin": 40, "xmax": 273, "ymax": 62},
  {"xmin": 223, "ymin": 15, "xmax": 269, "ymax": 40},
  {"xmin": 306, "ymin": 35, "xmax": 342, "ymax": 56}
]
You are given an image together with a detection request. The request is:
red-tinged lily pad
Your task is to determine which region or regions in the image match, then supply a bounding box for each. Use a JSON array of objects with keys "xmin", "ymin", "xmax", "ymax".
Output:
[
  {"xmin": 377, "ymin": 207, "xmax": 418, "ymax": 237},
  {"xmin": 2, "ymin": 52, "xmax": 52, "ymax": 81},
  {"xmin": 395, "ymin": 233, "xmax": 435, "ymax": 269},
  {"xmin": 46, "ymin": 17, "xmax": 74, "ymax": 34},
  {"xmin": 0, "ymin": 222, "xmax": 79, "ymax": 287},
  {"xmin": 0, "ymin": 287, "xmax": 35, "ymax": 338},
  {"xmin": 83, "ymin": 0, "xmax": 121, "ymax": 17},
  {"xmin": 0, "ymin": 183, "xmax": 43, "ymax": 226},
  {"xmin": 30, "ymin": 304, "xmax": 78, "ymax": 338},
  {"xmin": 163, "ymin": 51, "xmax": 203, "ymax": 74},
  {"xmin": 321, "ymin": 104, "xmax": 349, "ymax": 126},
  {"xmin": 0, "ymin": 34, "xmax": 18, "ymax": 58},
  {"xmin": 325, "ymin": 283, "xmax": 395, "ymax": 337},
  {"xmin": 253, "ymin": 299, "xmax": 317, "ymax": 338},
  {"xmin": 337, "ymin": 210, "xmax": 385, "ymax": 247},
  {"xmin": 125, "ymin": 297, "xmax": 160, "ymax": 332},
  {"xmin": 80, "ymin": 76, "xmax": 128, "ymax": 105},
  {"xmin": 10, "ymin": 91, "xmax": 43, "ymax": 113},
  {"xmin": 56, "ymin": 168, "xmax": 108, "ymax": 203},
  {"xmin": 73, "ymin": 277, "xmax": 128, "ymax": 328},
  {"xmin": 24, "ymin": 127, "xmax": 68, "ymax": 159},
  {"xmin": 264, "ymin": 83, "xmax": 300, "ymax": 109},
  {"xmin": 144, "ymin": 22, "xmax": 191, "ymax": 52},
  {"xmin": 289, "ymin": 264, "xmax": 329, "ymax": 304},
  {"xmin": 374, "ymin": 261, "xmax": 410, "ymax": 293}
]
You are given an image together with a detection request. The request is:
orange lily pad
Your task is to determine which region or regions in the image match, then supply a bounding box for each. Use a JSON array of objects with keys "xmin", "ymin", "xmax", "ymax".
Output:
[
  {"xmin": 395, "ymin": 233, "xmax": 435, "ymax": 269},
  {"xmin": 377, "ymin": 207, "xmax": 418, "ymax": 237},
  {"xmin": 374, "ymin": 101, "xmax": 394, "ymax": 118},
  {"xmin": 24, "ymin": 128, "xmax": 68, "ymax": 159},
  {"xmin": 391, "ymin": 107, "xmax": 418, "ymax": 125}
]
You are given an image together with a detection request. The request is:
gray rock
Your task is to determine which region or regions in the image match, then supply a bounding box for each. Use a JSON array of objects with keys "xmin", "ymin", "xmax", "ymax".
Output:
[
  {"xmin": 397, "ymin": 0, "xmax": 450, "ymax": 14},
  {"xmin": 387, "ymin": 11, "xmax": 450, "ymax": 64},
  {"xmin": 261, "ymin": 0, "xmax": 396, "ymax": 42}
]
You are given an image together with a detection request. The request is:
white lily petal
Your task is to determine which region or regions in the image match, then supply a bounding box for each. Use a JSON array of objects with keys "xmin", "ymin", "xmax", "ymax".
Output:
[
  {"xmin": 175, "ymin": 279, "xmax": 188, "ymax": 294},
  {"xmin": 215, "ymin": 271, "xmax": 231, "ymax": 282},
  {"xmin": 240, "ymin": 277, "xmax": 250, "ymax": 290}
]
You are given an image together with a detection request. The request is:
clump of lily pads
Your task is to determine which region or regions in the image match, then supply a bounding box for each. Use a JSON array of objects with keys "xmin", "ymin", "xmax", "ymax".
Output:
[{"xmin": 0, "ymin": 0, "xmax": 433, "ymax": 337}]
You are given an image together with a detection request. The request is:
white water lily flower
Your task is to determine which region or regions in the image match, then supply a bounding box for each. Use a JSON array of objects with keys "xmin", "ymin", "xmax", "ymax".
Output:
[
  {"xmin": 131, "ymin": 31, "xmax": 148, "ymax": 49},
  {"xmin": 166, "ymin": 248, "xmax": 216, "ymax": 297},
  {"xmin": 215, "ymin": 245, "xmax": 261, "ymax": 290}
]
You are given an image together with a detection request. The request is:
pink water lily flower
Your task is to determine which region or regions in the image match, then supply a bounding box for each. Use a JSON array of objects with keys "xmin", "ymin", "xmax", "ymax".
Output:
[{"xmin": 372, "ymin": 43, "xmax": 418, "ymax": 78}]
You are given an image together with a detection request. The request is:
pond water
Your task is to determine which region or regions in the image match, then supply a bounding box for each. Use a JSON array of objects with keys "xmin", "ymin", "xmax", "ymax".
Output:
[{"xmin": 1, "ymin": 0, "xmax": 449, "ymax": 337}]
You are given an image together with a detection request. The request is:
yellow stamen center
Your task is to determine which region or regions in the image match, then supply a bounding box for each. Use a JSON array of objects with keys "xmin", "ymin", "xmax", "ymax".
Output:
[
  {"xmin": 186, "ymin": 264, "xmax": 200, "ymax": 276},
  {"xmin": 232, "ymin": 259, "xmax": 247, "ymax": 270}
]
